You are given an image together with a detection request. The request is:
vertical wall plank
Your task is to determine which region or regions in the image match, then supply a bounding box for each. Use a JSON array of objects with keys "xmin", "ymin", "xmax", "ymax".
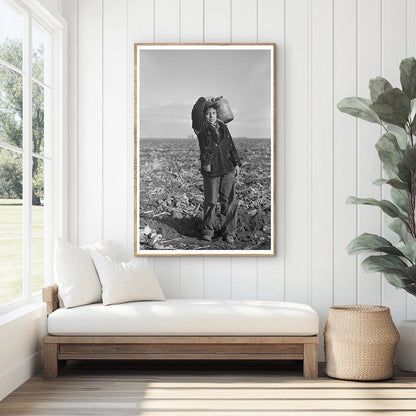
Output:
[
  {"xmin": 203, "ymin": 0, "xmax": 232, "ymax": 298},
  {"xmin": 103, "ymin": 0, "xmax": 128, "ymax": 260},
  {"xmin": 154, "ymin": 259, "xmax": 181, "ymax": 298},
  {"xmin": 152, "ymin": 0, "xmax": 181, "ymax": 297},
  {"xmin": 127, "ymin": 0, "xmax": 154, "ymax": 262},
  {"xmin": 127, "ymin": 0, "xmax": 154, "ymax": 43},
  {"xmin": 257, "ymin": 0, "xmax": 285, "ymax": 301},
  {"xmin": 180, "ymin": 0, "xmax": 203, "ymax": 43},
  {"xmin": 407, "ymin": 0, "xmax": 416, "ymax": 56},
  {"xmin": 61, "ymin": 0, "xmax": 77, "ymax": 245},
  {"xmin": 180, "ymin": 258, "xmax": 204, "ymax": 298},
  {"xmin": 284, "ymin": 0, "xmax": 309, "ymax": 304},
  {"xmin": 77, "ymin": 0, "xmax": 103, "ymax": 245},
  {"xmin": 179, "ymin": 0, "xmax": 205, "ymax": 298},
  {"xmin": 155, "ymin": 0, "xmax": 180, "ymax": 42},
  {"xmin": 231, "ymin": 258, "xmax": 258, "ymax": 299},
  {"xmin": 229, "ymin": 0, "xmax": 258, "ymax": 300},
  {"xmin": 231, "ymin": 0, "xmax": 257, "ymax": 42},
  {"xmin": 310, "ymin": 0, "xmax": 333, "ymax": 359},
  {"xmin": 204, "ymin": 0, "xmax": 231, "ymax": 42},
  {"xmin": 128, "ymin": 0, "xmax": 182, "ymax": 297},
  {"xmin": 205, "ymin": 258, "xmax": 231, "ymax": 298},
  {"xmin": 356, "ymin": 0, "xmax": 382, "ymax": 305},
  {"xmin": 333, "ymin": 0, "xmax": 357, "ymax": 305},
  {"xmin": 381, "ymin": 0, "xmax": 407, "ymax": 323},
  {"xmin": 407, "ymin": 0, "xmax": 416, "ymax": 319}
]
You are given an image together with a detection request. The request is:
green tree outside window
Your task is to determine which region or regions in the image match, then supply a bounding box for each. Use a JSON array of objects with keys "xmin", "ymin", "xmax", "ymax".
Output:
[{"xmin": 0, "ymin": 38, "xmax": 44, "ymax": 205}]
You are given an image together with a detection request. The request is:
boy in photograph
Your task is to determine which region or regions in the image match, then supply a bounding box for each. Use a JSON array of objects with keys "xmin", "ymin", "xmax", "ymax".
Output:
[{"xmin": 195, "ymin": 102, "xmax": 242, "ymax": 244}]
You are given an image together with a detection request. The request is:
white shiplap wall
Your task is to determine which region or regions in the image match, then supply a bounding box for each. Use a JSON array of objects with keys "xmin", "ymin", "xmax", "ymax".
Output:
[{"xmin": 61, "ymin": 0, "xmax": 416, "ymax": 357}]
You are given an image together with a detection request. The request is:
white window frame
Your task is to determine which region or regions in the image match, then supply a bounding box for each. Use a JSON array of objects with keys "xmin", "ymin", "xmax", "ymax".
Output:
[{"xmin": 0, "ymin": 0, "xmax": 67, "ymax": 315}]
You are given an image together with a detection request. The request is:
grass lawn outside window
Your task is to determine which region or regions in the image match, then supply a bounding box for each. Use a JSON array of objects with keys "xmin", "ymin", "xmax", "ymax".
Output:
[{"xmin": 0, "ymin": 198, "xmax": 44, "ymax": 305}]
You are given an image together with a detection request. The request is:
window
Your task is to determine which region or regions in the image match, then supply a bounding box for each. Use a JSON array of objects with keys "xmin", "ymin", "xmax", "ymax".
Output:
[{"xmin": 0, "ymin": 0, "xmax": 66, "ymax": 312}]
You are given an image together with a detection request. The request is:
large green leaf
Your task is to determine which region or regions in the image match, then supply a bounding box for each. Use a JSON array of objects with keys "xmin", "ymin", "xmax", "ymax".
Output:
[
  {"xmin": 361, "ymin": 255, "xmax": 416, "ymax": 288},
  {"xmin": 404, "ymin": 282, "xmax": 416, "ymax": 296},
  {"xmin": 383, "ymin": 271, "xmax": 412, "ymax": 288},
  {"xmin": 362, "ymin": 254, "xmax": 408, "ymax": 271},
  {"xmin": 369, "ymin": 77, "xmax": 393, "ymax": 102},
  {"xmin": 346, "ymin": 196, "xmax": 406, "ymax": 219},
  {"xmin": 387, "ymin": 178, "xmax": 410, "ymax": 191},
  {"xmin": 397, "ymin": 240, "xmax": 416, "ymax": 264},
  {"xmin": 403, "ymin": 146, "xmax": 416, "ymax": 172},
  {"xmin": 373, "ymin": 178, "xmax": 388, "ymax": 186},
  {"xmin": 375, "ymin": 132, "xmax": 404, "ymax": 173},
  {"xmin": 400, "ymin": 57, "xmax": 416, "ymax": 100},
  {"xmin": 380, "ymin": 263, "xmax": 416, "ymax": 283},
  {"xmin": 347, "ymin": 233, "xmax": 403, "ymax": 256},
  {"xmin": 395, "ymin": 130, "xmax": 410, "ymax": 150},
  {"xmin": 391, "ymin": 187, "xmax": 410, "ymax": 213},
  {"xmin": 384, "ymin": 166, "xmax": 400, "ymax": 180},
  {"xmin": 373, "ymin": 178, "xmax": 410, "ymax": 191},
  {"xmin": 398, "ymin": 161, "xmax": 412, "ymax": 185},
  {"xmin": 403, "ymin": 265, "xmax": 416, "ymax": 282},
  {"xmin": 389, "ymin": 217, "xmax": 410, "ymax": 241},
  {"xmin": 337, "ymin": 97, "xmax": 382, "ymax": 125},
  {"xmin": 370, "ymin": 88, "xmax": 410, "ymax": 128}
]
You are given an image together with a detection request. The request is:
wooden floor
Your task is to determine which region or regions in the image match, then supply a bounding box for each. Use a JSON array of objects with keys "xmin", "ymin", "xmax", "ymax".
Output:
[{"xmin": 1, "ymin": 360, "xmax": 416, "ymax": 415}]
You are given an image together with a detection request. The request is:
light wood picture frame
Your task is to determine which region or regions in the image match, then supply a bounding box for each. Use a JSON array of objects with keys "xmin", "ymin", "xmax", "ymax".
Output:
[{"xmin": 134, "ymin": 44, "xmax": 276, "ymax": 256}]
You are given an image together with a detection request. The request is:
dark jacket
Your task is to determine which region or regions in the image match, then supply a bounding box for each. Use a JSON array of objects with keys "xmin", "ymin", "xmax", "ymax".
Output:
[{"xmin": 197, "ymin": 120, "xmax": 241, "ymax": 177}]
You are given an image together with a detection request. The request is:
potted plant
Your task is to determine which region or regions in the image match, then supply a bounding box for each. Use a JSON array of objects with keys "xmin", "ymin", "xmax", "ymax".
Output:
[{"xmin": 338, "ymin": 57, "xmax": 416, "ymax": 371}]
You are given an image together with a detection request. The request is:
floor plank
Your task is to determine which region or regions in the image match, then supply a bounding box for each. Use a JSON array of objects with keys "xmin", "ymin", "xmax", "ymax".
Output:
[{"xmin": 1, "ymin": 361, "xmax": 416, "ymax": 415}]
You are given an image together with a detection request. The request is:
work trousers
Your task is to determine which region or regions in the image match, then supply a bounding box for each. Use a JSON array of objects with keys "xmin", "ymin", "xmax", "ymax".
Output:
[{"xmin": 202, "ymin": 171, "xmax": 237, "ymax": 237}]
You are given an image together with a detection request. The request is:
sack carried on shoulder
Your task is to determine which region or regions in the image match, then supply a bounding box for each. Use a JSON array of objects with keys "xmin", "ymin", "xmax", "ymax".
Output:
[{"xmin": 191, "ymin": 96, "xmax": 234, "ymax": 132}]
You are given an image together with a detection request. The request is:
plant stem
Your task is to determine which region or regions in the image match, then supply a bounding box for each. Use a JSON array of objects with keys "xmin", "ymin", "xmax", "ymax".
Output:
[{"xmin": 409, "ymin": 124, "xmax": 416, "ymax": 238}]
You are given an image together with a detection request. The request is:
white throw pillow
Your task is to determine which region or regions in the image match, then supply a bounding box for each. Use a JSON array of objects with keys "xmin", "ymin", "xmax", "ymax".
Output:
[
  {"xmin": 81, "ymin": 240, "xmax": 115, "ymax": 259},
  {"xmin": 90, "ymin": 252, "xmax": 165, "ymax": 306},
  {"xmin": 54, "ymin": 239, "xmax": 114, "ymax": 308}
]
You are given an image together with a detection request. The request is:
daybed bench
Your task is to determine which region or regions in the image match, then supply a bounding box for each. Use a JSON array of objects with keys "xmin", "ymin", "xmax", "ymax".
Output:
[{"xmin": 42, "ymin": 284, "xmax": 320, "ymax": 379}]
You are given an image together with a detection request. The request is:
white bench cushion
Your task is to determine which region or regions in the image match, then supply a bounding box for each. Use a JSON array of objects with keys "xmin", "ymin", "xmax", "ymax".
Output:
[{"xmin": 47, "ymin": 299, "xmax": 319, "ymax": 336}]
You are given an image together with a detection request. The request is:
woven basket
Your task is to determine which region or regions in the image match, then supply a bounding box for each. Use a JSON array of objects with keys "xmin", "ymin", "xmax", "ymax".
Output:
[{"xmin": 324, "ymin": 305, "xmax": 399, "ymax": 381}]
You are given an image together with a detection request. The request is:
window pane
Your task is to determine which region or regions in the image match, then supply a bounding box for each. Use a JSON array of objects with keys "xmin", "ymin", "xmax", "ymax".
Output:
[
  {"xmin": 0, "ymin": 0, "xmax": 24, "ymax": 70},
  {"xmin": 0, "ymin": 65, "xmax": 23, "ymax": 148},
  {"xmin": 32, "ymin": 81, "xmax": 45, "ymax": 155},
  {"xmin": 32, "ymin": 156, "xmax": 43, "ymax": 293},
  {"xmin": 32, "ymin": 20, "xmax": 51, "ymax": 85},
  {"xmin": 0, "ymin": 147, "xmax": 23, "ymax": 305}
]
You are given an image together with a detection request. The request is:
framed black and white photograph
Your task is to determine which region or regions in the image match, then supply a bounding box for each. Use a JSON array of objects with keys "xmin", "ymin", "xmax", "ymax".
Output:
[{"xmin": 134, "ymin": 44, "xmax": 275, "ymax": 256}]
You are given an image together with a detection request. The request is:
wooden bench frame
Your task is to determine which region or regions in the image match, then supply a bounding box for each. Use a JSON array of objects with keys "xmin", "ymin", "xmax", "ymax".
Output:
[{"xmin": 43, "ymin": 285, "xmax": 319, "ymax": 379}]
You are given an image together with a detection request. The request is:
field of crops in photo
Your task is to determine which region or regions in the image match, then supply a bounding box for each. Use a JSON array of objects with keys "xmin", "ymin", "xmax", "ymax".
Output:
[{"xmin": 138, "ymin": 138, "xmax": 272, "ymax": 251}]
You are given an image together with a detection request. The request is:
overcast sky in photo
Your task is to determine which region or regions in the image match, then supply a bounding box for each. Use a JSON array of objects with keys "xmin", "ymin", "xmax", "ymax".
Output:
[{"xmin": 139, "ymin": 49, "xmax": 272, "ymax": 139}]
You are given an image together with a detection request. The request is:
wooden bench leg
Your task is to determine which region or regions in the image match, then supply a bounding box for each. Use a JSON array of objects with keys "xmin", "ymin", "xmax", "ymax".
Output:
[
  {"xmin": 303, "ymin": 343, "xmax": 318, "ymax": 379},
  {"xmin": 44, "ymin": 343, "xmax": 59, "ymax": 379}
]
